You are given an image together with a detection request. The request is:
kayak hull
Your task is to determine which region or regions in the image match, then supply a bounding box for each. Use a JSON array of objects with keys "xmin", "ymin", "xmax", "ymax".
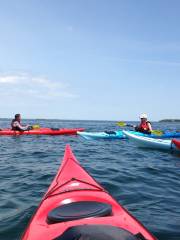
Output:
[
  {"xmin": 123, "ymin": 130, "xmax": 180, "ymax": 151},
  {"xmin": 0, "ymin": 128, "xmax": 84, "ymax": 136},
  {"xmin": 22, "ymin": 145, "xmax": 156, "ymax": 240},
  {"xmin": 77, "ymin": 130, "xmax": 125, "ymax": 139}
]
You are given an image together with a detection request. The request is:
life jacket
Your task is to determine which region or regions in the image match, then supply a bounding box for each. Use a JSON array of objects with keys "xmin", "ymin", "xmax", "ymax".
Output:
[
  {"xmin": 11, "ymin": 119, "xmax": 21, "ymax": 131},
  {"xmin": 136, "ymin": 121, "xmax": 151, "ymax": 134},
  {"xmin": 138, "ymin": 121, "xmax": 151, "ymax": 134},
  {"xmin": 139, "ymin": 121, "xmax": 150, "ymax": 131}
]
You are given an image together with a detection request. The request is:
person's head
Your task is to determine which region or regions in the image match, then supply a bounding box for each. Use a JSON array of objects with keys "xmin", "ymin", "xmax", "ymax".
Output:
[
  {"xmin": 15, "ymin": 113, "xmax": 21, "ymax": 122},
  {"xmin": 140, "ymin": 113, "xmax": 147, "ymax": 122}
]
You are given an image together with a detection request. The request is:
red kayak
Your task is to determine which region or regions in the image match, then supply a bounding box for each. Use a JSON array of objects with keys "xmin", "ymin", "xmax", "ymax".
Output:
[
  {"xmin": 172, "ymin": 139, "xmax": 180, "ymax": 150},
  {"xmin": 22, "ymin": 145, "xmax": 156, "ymax": 240},
  {"xmin": 0, "ymin": 128, "xmax": 84, "ymax": 136}
]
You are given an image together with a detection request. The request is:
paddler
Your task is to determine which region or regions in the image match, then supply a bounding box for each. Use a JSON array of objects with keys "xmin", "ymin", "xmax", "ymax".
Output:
[
  {"xmin": 11, "ymin": 114, "xmax": 32, "ymax": 131},
  {"xmin": 135, "ymin": 113, "xmax": 152, "ymax": 134}
]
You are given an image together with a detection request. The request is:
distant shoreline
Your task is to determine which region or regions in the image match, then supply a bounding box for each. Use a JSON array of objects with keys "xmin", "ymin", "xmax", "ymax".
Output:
[{"xmin": 159, "ymin": 119, "xmax": 180, "ymax": 123}]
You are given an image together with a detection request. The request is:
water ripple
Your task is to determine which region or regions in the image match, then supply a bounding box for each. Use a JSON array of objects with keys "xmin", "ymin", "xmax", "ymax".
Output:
[{"xmin": 0, "ymin": 120, "xmax": 180, "ymax": 239}]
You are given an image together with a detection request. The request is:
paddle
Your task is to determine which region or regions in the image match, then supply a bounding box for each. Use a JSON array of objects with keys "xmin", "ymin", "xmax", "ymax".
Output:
[
  {"xmin": 31, "ymin": 126, "xmax": 60, "ymax": 130},
  {"xmin": 32, "ymin": 124, "xmax": 40, "ymax": 130},
  {"xmin": 116, "ymin": 121, "xmax": 164, "ymax": 136},
  {"xmin": 32, "ymin": 126, "xmax": 60, "ymax": 131},
  {"xmin": 117, "ymin": 122, "xmax": 135, "ymax": 128}
]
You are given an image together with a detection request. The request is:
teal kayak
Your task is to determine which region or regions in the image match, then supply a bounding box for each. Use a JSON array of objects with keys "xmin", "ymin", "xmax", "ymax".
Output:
[
  {"xmin": 78, "ymin": 130, "xmax": 180, "ymax": 140},
  {"xmin": 77, "ymin": 130, "xmax": 125, "ymax": 139},
  {"xmin": 123, "ymin": 130, "xmax": 180, "ymax": 151}
]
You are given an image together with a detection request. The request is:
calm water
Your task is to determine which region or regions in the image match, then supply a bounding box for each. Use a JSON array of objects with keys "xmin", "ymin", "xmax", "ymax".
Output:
[{"xmin": 0, "ymin": 119, "xmax": 180, "ymax": 240}]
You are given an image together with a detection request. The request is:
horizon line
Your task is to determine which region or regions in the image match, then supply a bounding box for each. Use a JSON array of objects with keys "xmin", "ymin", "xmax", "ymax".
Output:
[{"xmin": 0, "ymin": 117, "xmax": 176, "ymax": 122}]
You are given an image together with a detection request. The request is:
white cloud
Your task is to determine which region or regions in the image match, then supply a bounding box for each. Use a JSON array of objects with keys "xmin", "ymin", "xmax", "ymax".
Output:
[
  {"xmin": 0, "ymin": 73, "xmax": 78, "ymax": 100},
  {"xmin": 0, "ymin": 75, "xmax": 20, "ymax": 83}
]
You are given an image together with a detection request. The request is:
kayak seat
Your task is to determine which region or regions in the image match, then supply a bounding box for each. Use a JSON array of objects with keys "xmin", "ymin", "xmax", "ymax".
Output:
[
  {"xmin": 51, "ymin": 128, "xmax": 60, "ymax": 130},
  {"xmin": 54, "ymin": 224, "xmax": 140, "ymax": 240},
  {"xmin": 104, "ymin": 131, "xmax": 116, "ymax": 135},
  {"xmin": 47, "ymin": 201, "xmax": 112, "ymax": 224}
]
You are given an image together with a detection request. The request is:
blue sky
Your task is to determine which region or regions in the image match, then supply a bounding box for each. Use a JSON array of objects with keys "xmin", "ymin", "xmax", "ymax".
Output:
[{"xmin": 0, "ymin": 0, "xmax": 180, "ymax": 120}]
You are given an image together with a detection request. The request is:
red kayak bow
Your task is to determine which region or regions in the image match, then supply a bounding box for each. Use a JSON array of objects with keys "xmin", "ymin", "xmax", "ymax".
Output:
[
  {"xmin": 172, "ymin": 139, "xmax": 180, "ymax": 150},
  {"xmin": 22, "ymin": 145, "xmax": 156, "ymax": 240}
]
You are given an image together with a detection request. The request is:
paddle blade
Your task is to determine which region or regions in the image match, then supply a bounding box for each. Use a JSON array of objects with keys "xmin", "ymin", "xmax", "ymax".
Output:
[
  {"xmin": 117, "ymin": 122, "xmax": 126, "ymax": 127},
  {"xmin": 32, "ymin": 124, "xmax": 40, "ymax": 130},
  {"xmin": 151, "ymin": 130, "xmax": 163, "ymax": 136}
]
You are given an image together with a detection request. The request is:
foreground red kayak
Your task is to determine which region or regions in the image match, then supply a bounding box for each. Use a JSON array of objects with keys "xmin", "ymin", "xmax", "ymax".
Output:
[
  {"xmin": 22, "ymin": 145, "xmax": 156, "ymax": 240},
  {"xmin": 0, "ymin": 128, "xmax": 84, "ymax": 136}
]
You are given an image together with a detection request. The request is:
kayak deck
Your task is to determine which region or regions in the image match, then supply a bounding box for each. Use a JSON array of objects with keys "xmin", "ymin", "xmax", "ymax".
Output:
[
  {"xmin": 130, "ymin": 130, "xmax": 180, "ymax": 139},
  {"xmin": 22, "ymin": 145, "xmax": 156, "ymax": 240},
  {"xmin": 0, "ymin": 128, "xmax": 84, "ymax": 136},
  {"xmin": 77, "ymin": 130, "xmax": 125, "ymax": 139}
]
